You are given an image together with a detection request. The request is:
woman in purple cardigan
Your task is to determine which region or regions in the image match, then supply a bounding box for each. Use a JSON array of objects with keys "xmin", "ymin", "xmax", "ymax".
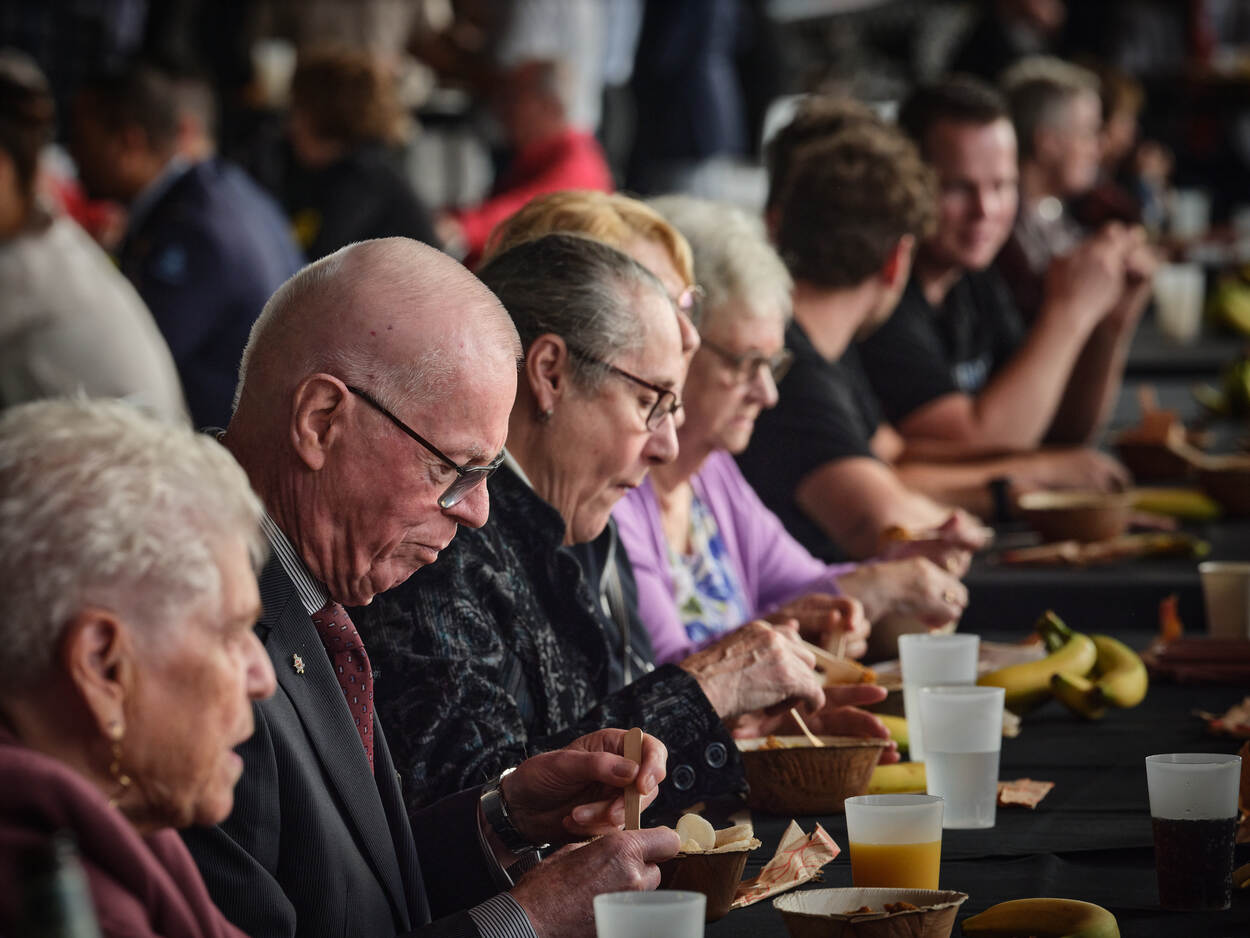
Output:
[{"xmin": 614, "ymin": 197, "xmax": 970, "ymax": 667}]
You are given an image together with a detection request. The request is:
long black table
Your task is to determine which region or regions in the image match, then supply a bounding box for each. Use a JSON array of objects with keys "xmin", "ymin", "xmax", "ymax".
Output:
[{"xmin": 707, "ymin": 630, "xmax": 1250, "ymax": 937}]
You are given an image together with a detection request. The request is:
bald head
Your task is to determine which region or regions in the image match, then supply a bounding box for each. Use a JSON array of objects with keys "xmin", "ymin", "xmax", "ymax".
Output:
[{"xmin": 235, "ymin": 238, "xmax": 519, "ymax": 416}]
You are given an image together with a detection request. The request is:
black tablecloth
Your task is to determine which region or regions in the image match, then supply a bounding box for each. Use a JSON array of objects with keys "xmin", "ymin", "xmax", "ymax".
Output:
[
  {"xmin": 708, "ymin": 630, "xmax": 1250, "ymax": 937},
  {"xmin": 1126, "ymin": 316, "xmax": 1246, "ymax": 379}
]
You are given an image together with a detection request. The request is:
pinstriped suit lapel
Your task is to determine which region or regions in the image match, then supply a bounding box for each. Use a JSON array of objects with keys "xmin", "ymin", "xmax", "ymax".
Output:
[{"xmin": 258, "ymin": 561, "xmax": 411, "ymax": 929}]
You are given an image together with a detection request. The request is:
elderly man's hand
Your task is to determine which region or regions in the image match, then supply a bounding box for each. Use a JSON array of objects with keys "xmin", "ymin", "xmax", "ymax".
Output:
[
  {"xmin": 679, "ymin": 620, "xmax": 825, "ymax": 721},
  {"xmin": 502, "ymin": 729, "xmax": 668, "ymax": 844},
  {"xmin": 835, "ymin": 558, "xmax": 967, "ymax": 629},
  {"xmin": 764, "ymin": 594, "xmax": 870, "ymax": 659},
  {"xmin": 509, "ymin": 827, "xmax": 680, "ymax": 938}
]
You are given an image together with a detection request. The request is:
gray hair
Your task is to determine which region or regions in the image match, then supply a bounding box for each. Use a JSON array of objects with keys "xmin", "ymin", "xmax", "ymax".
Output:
[
  {"xmin": 0, "ymin": 399, "xmax": 266, "ymax": 688},
  {"xmin": 476, "ymin": 233, "xmax": 665, "ymax": 390},
  {"xmin": 1002, "ymin": 56, "xmax": 1100, "ymax": 161},
  {"xmin": 649, "ymin": 195, "xmax": 793, "ymax": 331}
]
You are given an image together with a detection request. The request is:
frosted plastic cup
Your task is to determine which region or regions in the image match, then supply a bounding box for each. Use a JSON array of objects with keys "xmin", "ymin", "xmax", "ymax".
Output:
[
  {"xmin": 1146, "ymin": 753, "xmax": 1242, "ymax": 911},
  {"xmin": 898, "ymin": 633, "xmax": 980, "ymax": 762},
  {"xmin": 844, "ymin": 794, "xmax": 944, "ymax": 890},
  {"xmin": 1199, "ymin": 562, "xmax": 1250, "ymax": 638},
  {"xmin": 593, "ymin": 891, "xmax": 705, "ymax": 938},
  {"xmin": 919, "ymin": 686, "xmax": 1004, "ymax": 829},
  {"xmin": 1169, "ymin": 188, "xmax": 1212, "ymax": 240},
  {"xmin": 1153, "ymin": 263, "xmax": 1205, "ymax": 344}
]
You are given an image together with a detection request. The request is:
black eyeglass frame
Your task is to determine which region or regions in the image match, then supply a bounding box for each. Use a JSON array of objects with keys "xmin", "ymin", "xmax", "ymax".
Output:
[
  {"xmin": 347, "ymin": 385, "xmax": 503, "ymax": 509},
  {"xmin": 698, "ymin": 337, "xmax": 795, "ymax": 385},
  {"xmin": 565, "ymin": 347, "xmax": 682, "ymax": 432}
]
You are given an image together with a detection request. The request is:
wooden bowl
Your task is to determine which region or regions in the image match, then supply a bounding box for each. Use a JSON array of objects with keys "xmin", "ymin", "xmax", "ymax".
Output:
[
  {"xmin": 738, "ymin": 736, "xmax": 889, "ymax": 815},
  {"xmin": 1113, "ymin": 439, "xmax": 1197, "ymax": 482},
  {"xmin": 774, "ymin": 887, "xmax": 968, "ymax": 938},
  {"xmin": 1017, "ymin": 490, "xmax": 1133, "ymax": 543},
  {"xmin": 657, "ymin": 842, "xmax": 756, "ymax": 922},
  {"xmin": 1197, "ymin": 456, "xmax": 1250, "ymax": 516}
]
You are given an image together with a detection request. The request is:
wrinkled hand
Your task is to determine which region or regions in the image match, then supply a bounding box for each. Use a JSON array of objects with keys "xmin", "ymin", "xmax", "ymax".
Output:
[
  {"xmin": 679, "ymin": 620, "xmax": 825, "ymax": 721},
  {"xmin": 835, "ymin": 557, "xmax": 967, "ymax": 628},
  {"xmin": 764, "ymin": 594, "xmax": 870, "ymax": 659},
  {"xmin": 503, "ymin": 730, "xmax": 669, "ymax": 844},
  {"xmin": 879, "ymin": 510, "xmax": 990, "ymax": 575},
  {"xmin": 510, "ymin": 828, "xmax": 680, "ymax": 938},
  {"xmin": 730, "ymin": 695, "xmax": 899, "ymax": 765}
]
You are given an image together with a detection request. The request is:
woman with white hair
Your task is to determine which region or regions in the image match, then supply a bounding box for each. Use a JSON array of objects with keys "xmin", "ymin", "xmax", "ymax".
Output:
[
  {"xmin": 613, "ymin": 196, "xmax": 970, "ymax": 667},
  {"xmin": 0, "ymin": 399, "xmax": 274, "ymax": 936}
]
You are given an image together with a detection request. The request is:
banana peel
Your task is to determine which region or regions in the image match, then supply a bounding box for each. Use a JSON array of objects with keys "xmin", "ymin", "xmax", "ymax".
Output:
[
  {"xmin": 962, "ymin": 897, "xmax": 1119, "ymax": 937},
  {"xmin": 867, "ymin": 761, "xmax": 925, "ymax": 794}
]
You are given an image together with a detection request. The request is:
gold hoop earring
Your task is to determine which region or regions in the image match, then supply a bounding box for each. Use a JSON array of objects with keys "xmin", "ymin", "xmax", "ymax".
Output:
[{"xmin": 106, "ymin": 721, "xmax": 132, "ymax": 807}]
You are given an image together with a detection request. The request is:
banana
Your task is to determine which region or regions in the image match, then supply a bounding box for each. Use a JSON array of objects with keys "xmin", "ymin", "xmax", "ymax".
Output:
[
  {"xmin": 1089, "ymin": 634, "xmax": 1148, "ymax": 709},
  {"xmin": 980, "ymin": 615, "xmax": 1097, "ymax": 714},
  {"xmin": 867, "ymin": 761, "xmax": 925, "ymax": 794},
  {"xmin": 876, "ymin": 713, "xmax": 909, "ymax": 751},
  {"xmin": 1050, "ymin": 672, "xmax": 1106, "ymax": 720},
  {"xmin": 961, "ymin": 898, "xmax": 1119, "ymax": 937},
  {"xmin": 1131, "ymin": 487, "xmax": 1222, "ymax": 521}
]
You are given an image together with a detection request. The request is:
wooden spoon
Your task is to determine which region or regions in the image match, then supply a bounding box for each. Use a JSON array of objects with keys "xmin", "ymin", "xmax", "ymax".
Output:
[
  {"xmin": 789, "ymin": 708, "xmax": 824, "ymax": 748},
  {"xmin": 623, "ymin": 727, "xmax": 643, "ymax": 831}
]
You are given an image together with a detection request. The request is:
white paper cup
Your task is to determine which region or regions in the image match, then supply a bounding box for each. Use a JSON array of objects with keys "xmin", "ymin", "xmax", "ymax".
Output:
[
  {"xmin": 898, "ymin": 633, "xmax": 979, "ymax": 761},
  {"xmin": 920, "ymin": 686, "xmax": 1004, "ymax": 829},
  {"xmin": 1153, "ymin": 263, "xmax": 1205, "ymax": 344},
  {"xmin": 1146, "ymin": 753, "xmax": 1241, "ymax": 910},
  {"xmin": 593, "ymin": 891, "xmax": 705, "ymax": 938},
  {"xmin": 1199, "ymin": 562, "xmax": 1250, "ymax": 638}
]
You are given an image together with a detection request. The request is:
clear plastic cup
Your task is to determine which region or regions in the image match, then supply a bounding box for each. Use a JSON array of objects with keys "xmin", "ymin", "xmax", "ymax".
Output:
[
  {"xmin": 1153, "ymin": 262, "xmax": 1205, "ymax": 344},
  {"xmin": 1145, "ymin": 753, "xmax": 1242, "ymax": 911},
  {"xmin": 919, "ymin": 686, "xmax": 1004, "ymax": 829},
  {"xmin": 593, "ymin": 891, "xmax": 705, "ymax": 938},
  {"xmin": 898, "ymin": 633, "xmax": 980, "ymax": 762},
  {"xmin": 844, "ymin": 794, "xmax": 944, "ymax": 890}
]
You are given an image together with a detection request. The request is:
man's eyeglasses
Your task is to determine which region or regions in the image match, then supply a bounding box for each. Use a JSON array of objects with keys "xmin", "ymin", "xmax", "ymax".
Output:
[
  {"xmin": 347, "ymin": 386, "xmax": 503, "ymax": 509},
  {"xmin": 566, "ymin": 348, "xmax": 682, "ymax": 432},
  {"xmin": 699, "ymin": 338, "xmax": 794, "ymax": 385}
]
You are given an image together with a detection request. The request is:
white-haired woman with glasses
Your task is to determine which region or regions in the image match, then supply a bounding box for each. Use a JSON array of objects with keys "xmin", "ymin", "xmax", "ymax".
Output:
[
  {"xmin": 612, "ymin": 196, "xmax": 970, "ymax": 672},
  {"xmin": 0, "ymin": 399, "xmax": 274, "ymax": 936},
  {"xmin": 358, "ymin": 232, "xmax": 894, "ymax": 820}
]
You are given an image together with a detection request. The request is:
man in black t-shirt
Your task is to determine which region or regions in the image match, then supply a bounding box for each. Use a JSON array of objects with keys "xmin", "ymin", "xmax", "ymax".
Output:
[{"xmin": 861, "ymin": 76, "xmax": 1137, "ymax": 458}]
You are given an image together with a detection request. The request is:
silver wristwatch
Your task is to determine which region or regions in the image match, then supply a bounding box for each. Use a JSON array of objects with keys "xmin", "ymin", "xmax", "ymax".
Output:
[{"xmin": 480, "ymin": 767, "xmax": 542, "ymax": 855}]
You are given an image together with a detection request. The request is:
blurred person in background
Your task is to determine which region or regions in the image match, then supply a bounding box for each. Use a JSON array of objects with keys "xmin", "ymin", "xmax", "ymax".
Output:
[
  {"xmin": 0, "ymin": 50, "xmax": 186, "ymax": 423},
  {"xmin": 0, "ymin": 398, "xmax": 273, "ymax": 936},
  {"xmin": 855, "ymin": 75, "xmax": 1140, "ymax": 452},
  {"xmin": 283, "ymin": 46, "xmax": 438, "ymax": 260},
  {"xmin": 71, "ymin": 62, "xmax": 302, "ymax": 428},
  {"xmin": 437, "ymin": 58, "xmax": 612, "ymax": 265},
  {"xmin": 948, "ymin": 0, "xmax": 1067, "ymax": 83},
  {"xmin": 613, "ymin": 194, "xmax": 970, "ymax": 667}
]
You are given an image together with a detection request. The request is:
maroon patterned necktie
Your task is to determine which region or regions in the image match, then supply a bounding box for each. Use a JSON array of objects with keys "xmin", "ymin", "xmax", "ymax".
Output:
[{"xmin": 310, "ymin": 601, "xmax": 374, "ymax": 772}]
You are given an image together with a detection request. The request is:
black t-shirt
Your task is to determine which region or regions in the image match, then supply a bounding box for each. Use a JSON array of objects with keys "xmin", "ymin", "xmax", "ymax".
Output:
[
  {"xmin": 736, "ymin": 321, "xmax": 883, "ymax": 562},
  {"xmin": 856, "ymin": 269, "xmax": 1026, "ymax": 425}
]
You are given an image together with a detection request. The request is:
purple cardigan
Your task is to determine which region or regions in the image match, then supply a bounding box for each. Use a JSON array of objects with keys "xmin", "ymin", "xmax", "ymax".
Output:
[{"xmin": 613, "ymin": 450, "xmax": 858, "ymax": 665}]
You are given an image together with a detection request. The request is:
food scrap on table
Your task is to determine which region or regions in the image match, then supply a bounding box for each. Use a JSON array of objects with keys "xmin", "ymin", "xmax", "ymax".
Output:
[
  {"xmin": 1194, "ymin": 698, "xmax": 1250, "ymax": 739},
  {"xmin": 729, "ymin": 820, "xmax": 839, "ymax": 909},
  {"xmin": 996, "ymin": 778, "xmax": 1054, "ymax": 808}
]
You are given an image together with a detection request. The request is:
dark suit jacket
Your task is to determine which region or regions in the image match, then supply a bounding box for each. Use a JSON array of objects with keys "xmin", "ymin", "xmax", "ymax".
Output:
[
  {"xmin": 182, "ymin": 558, "xmax": 495, "ymax": 938},
  {"xmin": 118, "ymin": 159, "xmax": 303, "ymax": 428}
]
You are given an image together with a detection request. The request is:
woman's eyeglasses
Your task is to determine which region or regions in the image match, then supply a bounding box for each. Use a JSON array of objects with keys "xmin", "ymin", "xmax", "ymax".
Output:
[
  {"xmin": 565, "ymin": 348, "xmax": 682, "ymax": 432},
  {"xmin": 698, "ymin": 338, "xmax": 794, "ymax": 385}
]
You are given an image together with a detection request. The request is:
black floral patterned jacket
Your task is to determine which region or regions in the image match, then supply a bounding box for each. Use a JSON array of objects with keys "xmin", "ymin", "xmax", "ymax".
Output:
[{"xmin": 356, "ymin": 466, "xmax": 745, "ymax": 819}]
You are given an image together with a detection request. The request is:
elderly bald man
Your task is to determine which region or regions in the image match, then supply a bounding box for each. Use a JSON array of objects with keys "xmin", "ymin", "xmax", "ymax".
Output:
[{"xmin": 182, "ymin": 238, "xmax": 678, "ymax": 938}]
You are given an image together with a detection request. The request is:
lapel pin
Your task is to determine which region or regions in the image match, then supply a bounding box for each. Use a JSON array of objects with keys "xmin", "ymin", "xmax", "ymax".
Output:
[{"xmin": 292, "ymin": 653, "xmax": 306, "ymax": 675}]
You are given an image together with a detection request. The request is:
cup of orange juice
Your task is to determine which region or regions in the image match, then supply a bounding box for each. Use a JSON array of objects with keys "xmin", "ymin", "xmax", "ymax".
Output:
[{"xmin": 844, "ymin": 794, "xmax": 944, "ymax": 889}]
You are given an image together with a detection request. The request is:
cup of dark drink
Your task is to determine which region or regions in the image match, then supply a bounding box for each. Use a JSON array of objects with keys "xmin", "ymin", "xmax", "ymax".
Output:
[{"xmin": 1145, "ymin": 753, "xmax": 1242, "ymax": 911}]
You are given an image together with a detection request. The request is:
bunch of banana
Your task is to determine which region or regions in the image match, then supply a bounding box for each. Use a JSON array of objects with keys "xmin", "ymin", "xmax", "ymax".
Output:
[
  {"xmin": 1130, "ymin": 487, "xmax": 1221, "ymax": 521},
  {"xmin": 875, "ymin": 713, "xmax": 909, "ymax": 752},
  {"xmin": 1048, "ymin": 629, "xmax": 1149, "ymax": 720},
  {"xmin": 978, "ymin": 612, "xmax": 1097, "ymax": 714},
  {"xmin": 867, "ymin": 761, "xmax": 925, "ymax": 794},
  {"xmin": 961, "ymin": 897, "xmax": 1119, "ymax": 937}
]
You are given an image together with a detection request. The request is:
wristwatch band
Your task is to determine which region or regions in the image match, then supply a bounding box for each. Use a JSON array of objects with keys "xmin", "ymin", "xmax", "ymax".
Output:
[{"xmin": 480, "ymin": 767, "xmax": 542, "ymax": 855}]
